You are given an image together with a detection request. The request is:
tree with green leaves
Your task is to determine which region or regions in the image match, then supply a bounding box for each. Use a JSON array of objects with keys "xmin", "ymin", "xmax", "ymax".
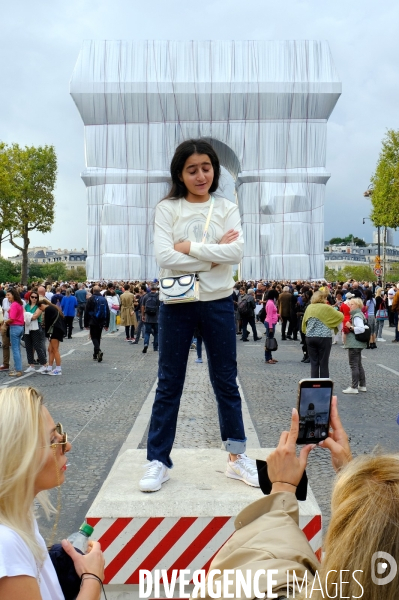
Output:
[
  {"xmin": 28, "ymin": 261, "xmax": 67, "ymax": 282},
  {"xmin": 0, "ymin": 143, "xmax": 57, "ymax": 284},
  {"xmin": 370, "ymin": 129, "xmax": 399, "ymax": 228},
  {"xmin": 325, "ymin": 264, "xmax": 375, "ymax": 282},
  {"xmin": 329, "ymin": 235, "xmax": 366, "ymax": 247},
  {"xmin": 0, "ymin": 257, "xmax": 20, "ymax": 282},
  {"xmin": 65, "ymin": 266, "xmax": 86, "ymax": 282},
  {"xmin": 325, "ymin": 266, "xmax": 339, "ymax": 280},
  {"xmin": 0, "ymin": 143, "xmax": 16, "ymax": 257}
]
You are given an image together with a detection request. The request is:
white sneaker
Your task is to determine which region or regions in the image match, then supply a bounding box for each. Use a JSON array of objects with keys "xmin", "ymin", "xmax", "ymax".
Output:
[
  {"xmin": 225, "ymin": 454, "xmax": 259, "ymax": 487},
  {"xmin": 49, "ymin": 368, "xmax": 62, "ymax": 376},
  {"xmin": 41, "ymin": 365, "xmax": 53, "ymax": 375},
  {"xmin": 139, "ymin": 460, "xmax": 170, "ymax": 492},
  {"xmin": 358, "ymin": 386, "xmax": 367, "ymax": 392},
  {"xmin": 377, "ymin": 338, "xmax": 386, "ymax": 342},
  {"xmin": 195, "ymin": 358, "xmax": 203, "ymax": 363},
  {"xmin": 37, "ymin": 365, "xmax": 49, "ymax": 373},
  {"xmin": 342, "ymin": 387, "xmax": 358, "ymax": 394},
  {"xmin": 332, "ymin": 341, "xmax": 337, "ymax": 345},
  {"xmin": 24, "ymin": 366, "xmax": 37, "ymax": 373}
]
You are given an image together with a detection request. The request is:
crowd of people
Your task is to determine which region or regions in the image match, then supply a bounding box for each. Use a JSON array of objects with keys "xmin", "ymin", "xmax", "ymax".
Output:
[
  {"xmin": 0, "ymin": 275, "xmax": 396, "ymax": 395},
  {"xmin": 233, "ymin": 277, "xmax": 397, "ymax": 393},
  {"xmin": 0, "ymin": 279, "xmax": 166, "ymax": 376}
]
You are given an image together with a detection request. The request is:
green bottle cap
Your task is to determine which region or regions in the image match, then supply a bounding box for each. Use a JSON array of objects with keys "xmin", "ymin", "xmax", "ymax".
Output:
[{"xmin": 79, "ymin": 522, "xmax": 94, "ymax": 536}]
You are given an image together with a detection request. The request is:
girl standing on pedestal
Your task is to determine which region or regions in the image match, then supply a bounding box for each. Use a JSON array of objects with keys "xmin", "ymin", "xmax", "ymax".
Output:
[{"xmin": 139, "ymin": 139, "xmax": 259, "ymax": 492}]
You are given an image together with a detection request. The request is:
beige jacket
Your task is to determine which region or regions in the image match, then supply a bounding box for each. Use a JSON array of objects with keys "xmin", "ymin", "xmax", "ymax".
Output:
[
  {"xmin": 119, "ymin": 292, "xmax": 137, "ymax": 327},
  {"xmin": 202, "ymin": 492, "xmax": 319, "ymax": 599}
]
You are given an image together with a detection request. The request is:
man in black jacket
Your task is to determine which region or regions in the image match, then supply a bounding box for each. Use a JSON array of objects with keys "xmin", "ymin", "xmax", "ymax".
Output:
[
  {"xmin": 240, "ymin": 289, "xmax": 261, "ymax": 342},
  {"xmin": 84, "ymin": 286, "xmax": 110, "ymax": 362},
  {"xmin": 141, "ymin": 283, "xmax": 160, "ymax": 353}
]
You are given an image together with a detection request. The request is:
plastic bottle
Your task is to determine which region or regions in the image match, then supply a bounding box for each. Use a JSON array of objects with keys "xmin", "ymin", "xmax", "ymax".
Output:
[{"xmin": 67, "ymin": 522, "xmax": 94, "ymax": 553}]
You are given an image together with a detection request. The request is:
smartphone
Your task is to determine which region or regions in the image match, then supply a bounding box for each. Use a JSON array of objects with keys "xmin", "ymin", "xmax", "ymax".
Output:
[{"xmin": 297, "ymin": 379, "xmax": 333, "ymax": 444}]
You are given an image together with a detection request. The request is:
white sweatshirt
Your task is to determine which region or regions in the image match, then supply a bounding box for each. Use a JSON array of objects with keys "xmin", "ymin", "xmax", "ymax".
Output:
[{"xmin": 154, "ymin": 197, "xmax": 244, "ymax": 302}]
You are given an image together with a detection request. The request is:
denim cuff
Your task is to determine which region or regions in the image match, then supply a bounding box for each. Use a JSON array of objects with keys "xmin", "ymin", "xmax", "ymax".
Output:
[{"xmin": 223, "ymin": 438, "xmax": 247, "ymax": 455}]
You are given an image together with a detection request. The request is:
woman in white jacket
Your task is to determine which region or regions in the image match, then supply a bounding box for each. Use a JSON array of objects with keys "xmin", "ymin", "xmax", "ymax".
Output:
[
  {"xmin": 105, "ymin": 289, "xmax": 119, "ymax": 333},
  {"xmin": 139, "ymin": 139, "xmax": 258, "ymax": 493}
]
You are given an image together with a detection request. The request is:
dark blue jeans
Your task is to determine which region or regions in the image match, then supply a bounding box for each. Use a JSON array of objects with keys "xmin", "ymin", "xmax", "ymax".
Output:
[
  {"xmin": 144, "ymin": 322, "xmax": 158, "ymax": 349},
  {"xmin": 196, "ymin": 334, "xmax": 203, "ymax": 359},
  {"xmin": 147, "ymin": 296, "xmax": 246, "ymax": 467},
  {"xmin": 264, "ymin": 323, "xmax": 276, "ymax": 361}
]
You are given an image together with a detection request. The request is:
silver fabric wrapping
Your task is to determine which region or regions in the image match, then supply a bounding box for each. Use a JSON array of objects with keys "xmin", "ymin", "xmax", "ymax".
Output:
[{"xmin": 70, "ymin": 40, "xmax": 341, "ymax": 280}]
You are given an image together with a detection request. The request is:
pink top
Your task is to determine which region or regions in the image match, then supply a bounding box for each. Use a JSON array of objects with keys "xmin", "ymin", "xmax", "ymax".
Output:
[
  {"xmin": 265, "ymin": 299, "xmax": 279, "ymax": 326},
  {"xmin": 9, "ymin": 302, "xmax": 24, "ymax": 326}
]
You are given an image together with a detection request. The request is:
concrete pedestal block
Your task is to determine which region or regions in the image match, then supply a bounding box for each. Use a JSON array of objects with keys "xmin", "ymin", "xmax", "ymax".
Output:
[{"xmin": 87, "ymin": 449, "xmax": 322, "ymax": 598}]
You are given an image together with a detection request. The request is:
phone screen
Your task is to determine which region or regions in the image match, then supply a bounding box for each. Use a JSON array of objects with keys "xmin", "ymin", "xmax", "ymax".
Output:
[{"xmin": 297, "ymin": 379, "xmax": 333, "ymax": 444}]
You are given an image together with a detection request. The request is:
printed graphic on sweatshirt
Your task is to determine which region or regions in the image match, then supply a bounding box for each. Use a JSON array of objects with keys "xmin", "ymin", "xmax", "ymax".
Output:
[{"xmin": 179, "ymin": 219, "xmax": 218, "ymax": 244}]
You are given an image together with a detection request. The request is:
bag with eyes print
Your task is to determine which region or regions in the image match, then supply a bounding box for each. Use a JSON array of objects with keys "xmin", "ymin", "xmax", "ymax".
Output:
[{"xmin": 159, "ymin": 273, "xmax": 200, "ymax": 304}]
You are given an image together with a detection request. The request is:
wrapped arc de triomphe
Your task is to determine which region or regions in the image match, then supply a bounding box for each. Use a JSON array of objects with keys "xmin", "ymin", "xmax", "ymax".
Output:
[{"xmin": 70, "ymin": 40, "xmax": 341, "ymax": 281}]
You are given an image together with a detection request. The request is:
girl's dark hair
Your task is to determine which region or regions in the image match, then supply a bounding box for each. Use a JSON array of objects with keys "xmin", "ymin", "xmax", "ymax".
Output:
[
  {"xmin": 365, "ymin": 289, "xmax": 373, "ymax": 301},
  {"xmin": 7, "ymin": 288, "xmax": 23, "ymax": 305},
  {"xmin": 163, "ymin": 139, "xmax": 221, "ymax": 200},
  {"xmin": 266, "ymin": 289, "xmax": 279, "ymax": 301}
]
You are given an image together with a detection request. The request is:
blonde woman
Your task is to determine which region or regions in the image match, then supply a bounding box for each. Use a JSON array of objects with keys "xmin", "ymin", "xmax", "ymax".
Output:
[
  {"xmin": 201, "ymin": 397, "xmax": 399, "ymax": 600},
  {"xmin": 0, "ymin": 387, "xmax": 104, "ymax": 599},
  {"xmin": 342, "ymin": 296, "xmax": 367, "ymax": 394},
  {"xmin": 45, "ymin": 286, "xmax": 53, "ymax": 302}
]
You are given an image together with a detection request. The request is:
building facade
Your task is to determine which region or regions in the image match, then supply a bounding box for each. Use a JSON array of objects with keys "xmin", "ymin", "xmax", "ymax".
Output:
[
  {"xmin": 325, "ymin": 243, "xmax": 399, "ymax": 272},
  {"xmin": 8, "ymin": 246, "xmax": 87, "ymax": 269}
]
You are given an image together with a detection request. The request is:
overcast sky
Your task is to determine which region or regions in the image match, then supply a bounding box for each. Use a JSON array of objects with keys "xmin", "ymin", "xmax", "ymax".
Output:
[{"xmin": 1, "ymin": 0, "xmax": 398, "ymax": 257}]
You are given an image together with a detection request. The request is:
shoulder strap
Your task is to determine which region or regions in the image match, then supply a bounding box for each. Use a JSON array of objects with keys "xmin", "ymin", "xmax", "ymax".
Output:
[
  {"xmin": 50, "ymin": 312, "xmax": 60, "ymax": 328},
  {"xmin": 201, "ymin": 196, "xmax": 215, "ymax": 244}
]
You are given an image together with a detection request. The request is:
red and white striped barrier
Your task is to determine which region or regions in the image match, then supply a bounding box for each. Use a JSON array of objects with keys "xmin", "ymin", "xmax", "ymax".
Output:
[
  {"xmin": 86, "ymin": 449, "xmax": 322, "ymax": 590},
  {"xmin": 87, "ymin": 490, "xmax": 321, "ymax": 585}
]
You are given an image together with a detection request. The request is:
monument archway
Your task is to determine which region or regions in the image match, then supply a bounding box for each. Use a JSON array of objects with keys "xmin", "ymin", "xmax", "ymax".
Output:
[{"xmin": 71, "ymin": 40, "xmax": 341, "ymax": 280}]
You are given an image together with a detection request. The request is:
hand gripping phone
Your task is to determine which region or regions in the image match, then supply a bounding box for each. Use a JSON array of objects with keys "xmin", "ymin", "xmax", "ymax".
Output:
[{"xmin": 296, "ymin": 378, "xmax": 333, "ymax": 444}]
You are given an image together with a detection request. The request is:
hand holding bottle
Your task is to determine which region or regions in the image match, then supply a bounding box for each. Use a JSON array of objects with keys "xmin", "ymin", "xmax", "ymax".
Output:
[{"xmin": 61, "ymin": 538, "xmax": 105, "ymax": 581}]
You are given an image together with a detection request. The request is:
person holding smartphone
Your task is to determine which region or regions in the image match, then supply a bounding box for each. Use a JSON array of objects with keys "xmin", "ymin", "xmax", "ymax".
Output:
[{"xmin": 201, "ymin": 397, "xmax": 399, "ymax": 599}]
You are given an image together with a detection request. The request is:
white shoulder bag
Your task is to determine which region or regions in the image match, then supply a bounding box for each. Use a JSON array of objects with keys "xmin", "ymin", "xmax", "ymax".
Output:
[{"xmin": 159, "ymin": 197, "xmax": 215, "ymax": 304}]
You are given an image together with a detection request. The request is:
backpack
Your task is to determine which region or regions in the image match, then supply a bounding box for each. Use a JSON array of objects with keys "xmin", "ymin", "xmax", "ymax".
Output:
[
  {"xmin": 238, "ymin": 296, "xmax": 250, "ymax": 317},
  {"xmin": 145, "ymin": 293, "xmax": 158, "ymax": 316},
  {"xmin": 91, "ymin": 295, "xmax": 108, "ymax": 322}
]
